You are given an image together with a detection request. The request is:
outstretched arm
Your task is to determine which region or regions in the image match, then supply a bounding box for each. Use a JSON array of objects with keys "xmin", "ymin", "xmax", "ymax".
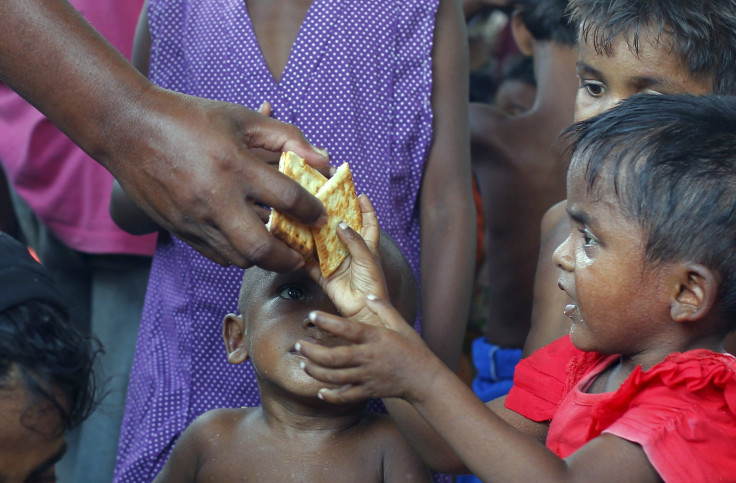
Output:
[
  {"xmin": 296, "ymin": 220, "xmax": 659, "ymax": 481},
  {"xmin": 299, "ymin": 303, "xmax": 659, "ymax": 482},
  {"xmin": 0, "ymin": 0, "xmax": 329, "ymax": 272}
]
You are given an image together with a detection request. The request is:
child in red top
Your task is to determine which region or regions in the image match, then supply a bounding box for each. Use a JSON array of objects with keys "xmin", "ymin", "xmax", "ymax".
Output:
[
  {"xmin": 523, "ymin": 0, "xmax": 736, "ymax": 356},
  {"xmin": 296, "ymin": 94, "xmax": 736, "ymax": 482}
]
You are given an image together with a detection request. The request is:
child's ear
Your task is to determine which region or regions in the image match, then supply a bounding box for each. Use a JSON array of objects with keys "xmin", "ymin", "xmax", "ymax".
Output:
[
  {"xmin": 223, "ymin": 314, "xmax": 248, "ymax": 364},
  {"xmin": 670, "ymin": 263, "xmax": 718, "ymax": 322},
  {"xmin": 510, "ymin": 9, "xmax": 534, "ymax": 56}
]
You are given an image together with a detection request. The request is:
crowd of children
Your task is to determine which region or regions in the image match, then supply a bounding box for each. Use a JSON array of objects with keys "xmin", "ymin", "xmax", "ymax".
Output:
[{"xmin": 1, "ymin": 0, "xmax": 735, "ymax": 481}]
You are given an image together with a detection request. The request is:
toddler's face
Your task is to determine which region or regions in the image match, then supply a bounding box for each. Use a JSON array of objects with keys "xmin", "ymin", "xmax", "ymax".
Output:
[
  {"xmin": 236, "ymin": 268, "xmax": 346, "ymax": 398},
  {"xmin": 553, "ymin": 160, "xmax": 672, "ymax": 355},
  {"xmin": 574, "ymin": 30, "xmax": 712, "ymax": 122}
]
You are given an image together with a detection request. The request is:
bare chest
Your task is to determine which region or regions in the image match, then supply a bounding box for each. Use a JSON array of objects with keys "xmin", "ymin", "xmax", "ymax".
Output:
[{"xmin": 245, "ymin": 0, "xmax": 313, "ymax": 82}]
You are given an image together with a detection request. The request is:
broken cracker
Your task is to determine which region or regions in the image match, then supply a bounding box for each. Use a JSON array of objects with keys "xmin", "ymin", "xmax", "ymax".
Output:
[
  {"xmin": 267, "ymin": 151, "xmax": 327, "ymax": 260},
  {"xmin": 312, "ymin": 163, "xmax": 362, "ymax": 277}
]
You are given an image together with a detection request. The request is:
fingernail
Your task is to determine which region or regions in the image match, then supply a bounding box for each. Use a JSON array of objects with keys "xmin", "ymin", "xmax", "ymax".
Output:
[
  {"xmin": 299, "ymin": 360, "xmax": 306, "ymax": 369},
  {"xmin": 317, "ymin": 390, "xmax": 325, "ymax": 400},
  {"xmin": 309, "ymin": 312, "xmax": 318, "ymax": 322},
  {"xmin": 316, "ymin": 213, "xmax": 329, "ymax": 227},
  {"xmin": 294, "ymin": 342, "xmax": 302, "ymax": 352},
  {"xmin": 313, "ymin": 146, "xmax": 329, "ymax": 158},
  {"xmin": 338, "ymin": 221, "xmax": 348, "ymax": 230},
  {"xmin": 366, "ymin": 294, "xmax": 378, "ymax": 301}
]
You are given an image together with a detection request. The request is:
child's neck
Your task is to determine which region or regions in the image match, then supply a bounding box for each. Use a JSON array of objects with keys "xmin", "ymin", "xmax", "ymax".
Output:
[
  {"xmin": 589, "ymin": 335, "xmax": 727, "ymax": 394},
  {"xmin": 260, "ymin": 394, "xmax": 368, "ymax": 434}
]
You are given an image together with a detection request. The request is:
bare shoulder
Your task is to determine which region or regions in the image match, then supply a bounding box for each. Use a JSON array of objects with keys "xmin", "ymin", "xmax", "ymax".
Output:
[
  {"xmin": 154, "ymin": 408, "xmax": 256, "ymax": 482},
  {"xmin": 181, "ymin": 407, "xmax": 255, "ymax": 453}
]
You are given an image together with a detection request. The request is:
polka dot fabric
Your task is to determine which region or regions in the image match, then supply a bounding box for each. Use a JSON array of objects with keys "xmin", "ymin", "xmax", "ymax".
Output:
[{"xmin": 115, "ymin": 0, "xmax": 439, "ymax": 481}]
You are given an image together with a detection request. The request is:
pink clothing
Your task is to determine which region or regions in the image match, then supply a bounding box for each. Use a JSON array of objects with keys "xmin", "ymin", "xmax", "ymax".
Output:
[
  {"xmin": 0, "ymin": 0, "xmax": 156, "ymax": 256},
  {"xmin": 506, "ymin": 336, "xmax": 736, "ymax": 482}
]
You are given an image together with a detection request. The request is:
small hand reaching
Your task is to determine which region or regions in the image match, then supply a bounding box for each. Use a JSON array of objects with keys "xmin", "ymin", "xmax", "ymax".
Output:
[
  {"xmin": 296, "ymin": 294, "xmax": 441, "ymax": 404},
  {"xmin": 305, "ymin": 194, "xmax": 390, "ymax": 326}
]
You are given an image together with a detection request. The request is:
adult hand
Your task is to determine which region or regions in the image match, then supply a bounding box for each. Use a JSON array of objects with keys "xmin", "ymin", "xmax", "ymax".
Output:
[
  {"xmin": 296, "ymin": 295, "xmax": 440, "ymax": 404},
  {"xmin": 305, "ymin": 194, "xmax": 389, "ymax": 324},
  {"xmin": 107, "ymin": 87, "xmax": 330, "ymax": 271},
  {"xmin": 0, "ymin": 0, "xmax": 330, "ymax": 272}
]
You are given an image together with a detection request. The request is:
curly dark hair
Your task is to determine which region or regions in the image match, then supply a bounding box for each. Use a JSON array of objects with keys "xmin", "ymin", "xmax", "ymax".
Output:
[{"xmin": 0, "ymin": 300, "xmax": 99, "ymax": 435}]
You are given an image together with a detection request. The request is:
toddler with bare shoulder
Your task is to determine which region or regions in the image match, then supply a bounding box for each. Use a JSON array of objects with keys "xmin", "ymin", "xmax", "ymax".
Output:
[{"xmin": 153, "ymin": 152, "xmax": 429, "ymax": 482}]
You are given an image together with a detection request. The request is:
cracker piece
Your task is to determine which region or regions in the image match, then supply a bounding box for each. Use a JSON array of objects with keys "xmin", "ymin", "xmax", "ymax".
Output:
[
  {"xmin": 267, "ymin": 152, "xmax": 327, "ymax": 260},
  {"xmin": 312, "ymin": 163, "xmax": 362, "ymax": 277}
]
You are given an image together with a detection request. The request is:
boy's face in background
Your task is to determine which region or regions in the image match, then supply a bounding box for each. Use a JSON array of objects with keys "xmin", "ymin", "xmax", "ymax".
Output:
[
  {"xmin": 230, "ymin": 268, "xmax": 347, "ymax": 399},
  {"xmin": 574, "ymin": 29, "xmax": 712, "ymax": 122}
]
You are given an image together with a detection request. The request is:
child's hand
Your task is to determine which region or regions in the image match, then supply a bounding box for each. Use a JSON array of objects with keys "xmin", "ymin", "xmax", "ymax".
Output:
[
  {"xmin": 296, "ymin": 295, "xmax": 442, "ymax": 404},
  {"xmin": 306, "ymin": 194, "xmax": 390, "ymax": 326}
]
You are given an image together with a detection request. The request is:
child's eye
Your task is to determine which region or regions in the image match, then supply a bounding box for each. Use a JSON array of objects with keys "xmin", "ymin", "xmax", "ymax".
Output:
[
  {"xmin": 578, "ymin": 228, "xmax": 598, "ymax": 247},
  {"xmin": 579, "ymin": 78, "xmax": 605, "ymax": 98},
  {"xmin": 277, "ymin": 284, "xmax": 310, "ymax": 301}
]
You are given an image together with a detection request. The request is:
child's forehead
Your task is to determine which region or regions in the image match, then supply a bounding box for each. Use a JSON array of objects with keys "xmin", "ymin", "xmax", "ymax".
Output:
[{"xmin": 577, "ymin": 31, "xmax": 712, "ymax": 94}]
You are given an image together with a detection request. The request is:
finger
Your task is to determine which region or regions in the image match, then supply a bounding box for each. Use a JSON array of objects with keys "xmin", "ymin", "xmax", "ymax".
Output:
[
  {"xmin": 242, "ymin": 113, "xmax": 330, "ymax": 167},
  {"xmin": 304, "ymin": 258, "xmax": 323, "ymax": 284},
  {"xmin": 317, "ymin": 386, "xmax": 370, "ymax": 405},
  {"xmin": 357, "ymin": 194, "xmax": 379, "ymax": 254},
  {"xmin": 178, "ymin": 234, "xmax": 233, "ymax": 267},
  {"xmin": 303, "ymin": 357, "xmax": 366, "ymax": 385},
  {"xmin": 257, "ymin": 101, "xmax": 272, "ymax": 116},
  {"xmin": 304, "ymin": 311, "xmax": 371, "ymax": 344},
  {"xmin": 335, "ymin": 218, "xmax": 377, "ymax": 269},
  {"xmin": 243, "ymin": 159, "xmax": 328, "ymax": 228},
  {"xmin": 214, "ymin": 199, "xmax": 306, "ymax": 271}
]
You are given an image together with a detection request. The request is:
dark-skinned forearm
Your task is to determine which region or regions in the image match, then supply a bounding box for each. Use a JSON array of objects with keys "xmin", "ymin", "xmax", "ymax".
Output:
[
  {"xmin": 420, "ymin": 0, "xmax": 475, "ymax": 371},
  {"xmin": 0, "ymin": 0, "xmax": 151, "ymax": 166}
]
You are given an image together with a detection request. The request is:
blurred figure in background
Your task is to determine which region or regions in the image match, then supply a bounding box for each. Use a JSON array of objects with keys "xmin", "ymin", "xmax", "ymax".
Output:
[
  {"xmin": 0, "ymin": 1, "xmax": 155, "ymax": 481},
  {"xmin": 0, "ymin": 232, "xmax": 98, "ymax": 483}
]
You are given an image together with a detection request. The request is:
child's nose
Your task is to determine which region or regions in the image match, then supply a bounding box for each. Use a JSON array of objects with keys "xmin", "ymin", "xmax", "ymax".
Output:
[{"xmin": 553, "ymin": 234, "xmax": 574, "ymax": 272}]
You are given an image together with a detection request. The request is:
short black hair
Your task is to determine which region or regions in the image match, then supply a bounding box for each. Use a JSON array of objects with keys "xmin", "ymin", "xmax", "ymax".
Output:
[
  {"xmin": 564, "ymin": 94, "xmax": 736, "ymax": 323},
  {"xmin": 568, "ymin": 0, "xmax": 736, "ymax": 95},
  {"xmin": 0, "ymin": 301, "xmax": 99, "ymax": 435},
  {"xmin": 514, "ymin": 0, "xmax": 577, "ymax": 47}
]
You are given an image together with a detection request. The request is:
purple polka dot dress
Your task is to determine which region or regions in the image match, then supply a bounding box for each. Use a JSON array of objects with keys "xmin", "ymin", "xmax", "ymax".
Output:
[{"xmin": 115, "ymin": 0, "xmax": 439, "ymax": 480}]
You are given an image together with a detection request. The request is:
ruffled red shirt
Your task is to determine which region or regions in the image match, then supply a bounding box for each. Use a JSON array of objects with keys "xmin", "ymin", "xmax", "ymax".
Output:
[{"xmin": 506, "ymin": 336, "xmax": 736, "ymax": 482}]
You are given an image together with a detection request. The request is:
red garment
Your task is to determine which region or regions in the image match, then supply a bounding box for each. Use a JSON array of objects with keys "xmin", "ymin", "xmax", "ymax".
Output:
[{"xmin": 506, "ymin": 336, "xmax": 736, "ymax": 482}]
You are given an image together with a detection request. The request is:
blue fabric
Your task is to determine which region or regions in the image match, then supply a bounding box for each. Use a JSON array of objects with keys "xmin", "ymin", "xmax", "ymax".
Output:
[{"xmin": 471, "ymin": 336, "xmax": 522, "ymax": 403}]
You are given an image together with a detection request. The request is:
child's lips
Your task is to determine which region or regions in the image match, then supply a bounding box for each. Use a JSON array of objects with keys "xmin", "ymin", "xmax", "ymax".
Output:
[{"xmin": 563, "ymin": 304, "xmax": 577, "ymax": 319}]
